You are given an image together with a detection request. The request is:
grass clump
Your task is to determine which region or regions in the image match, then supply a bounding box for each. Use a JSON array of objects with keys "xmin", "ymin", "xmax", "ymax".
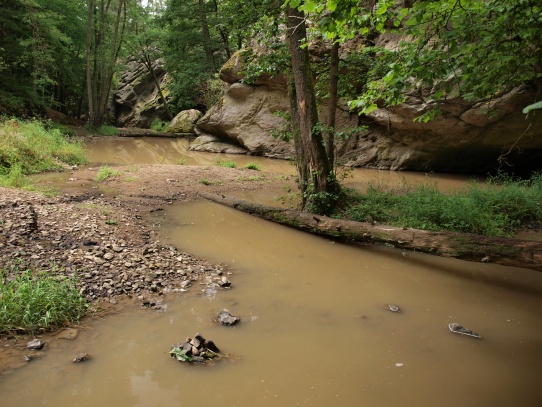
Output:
[
  {"xmin": 200, "ymin": 178, "xmax": 221, "ymax": 186},
  {"xmin": 244, "ymin": 162, "xmax": 261, "ymax": 171},
  {"xmin": 341, "ymin": 173, "xmax": 542, "ymax": 237},
  {"xmin": 0, "ymin": 118, "xmax": 87, "ymax": 186},
  {"xmin": 0, "ymin": 267, "xmax": 88, "ymax": 334},
  {"xmin": 96, "ymin": 165, "xmax": 120, "ymax": 182},
  {"xmin": 150, "ymin": 119, "xmax": 169, "ymax": 132},
  {"xmin": 215, "ymin": 159, "xmax": 236, "ymax": 168},
  {"xmin": 86, "ymin": 124, "xmax": 118, "ymax": 136}
]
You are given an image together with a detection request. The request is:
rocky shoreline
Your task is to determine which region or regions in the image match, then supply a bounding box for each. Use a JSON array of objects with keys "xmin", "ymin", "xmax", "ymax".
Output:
[{"xmin": 0, "ymin": 187, "xmax": 229, "ymax": 305}]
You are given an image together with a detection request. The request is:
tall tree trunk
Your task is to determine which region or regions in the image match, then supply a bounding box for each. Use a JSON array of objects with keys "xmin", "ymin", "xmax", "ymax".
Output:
[
  {"xmin": 325, "ymin": 40, "xmax": 340, "ymax": 168},
  {"xmin": 286, "ymin": 6, "xmax": 340, "ymax": 215},
  {"xmin": 197, "ymin": 0, "xmax": 217, "ymax": 72},
  {"xmin": 288, "ymin": 68, "xmax": 309, "ymax": 207},
  {"xmin": 97, "ymin": 0, "xmax": 125, "ymax": 124},
  {"xmin": 86, "ymin": 0, "xmax": 95, "ymax": 126}
]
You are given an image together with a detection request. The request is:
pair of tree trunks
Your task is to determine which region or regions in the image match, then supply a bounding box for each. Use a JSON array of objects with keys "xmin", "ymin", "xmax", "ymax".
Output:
[
  {"xmin": 200, "ymin": 193, "xmax": 542, "ymax": 272},
  {"xmin": 86, "ymin": 0, "xmax": 126, "ymax": 129},
  {"xmin": 286, "ymin": 6, "xmax": 340, "ymax": 214}
]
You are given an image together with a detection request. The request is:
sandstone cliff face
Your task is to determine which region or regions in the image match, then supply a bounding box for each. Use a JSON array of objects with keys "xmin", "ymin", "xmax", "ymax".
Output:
[
  {"xmin": 195, "ymin": 50, "xmax": 542, "ymax": 173},
  {"xmin": 112, "ymin": 59, "xmax": 171, "ymax": 128}
]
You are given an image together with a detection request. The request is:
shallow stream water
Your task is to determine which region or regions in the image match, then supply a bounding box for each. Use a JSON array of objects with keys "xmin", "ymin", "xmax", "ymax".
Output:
[{"xmin": 2, "ymin": 137, "xmax": 541, "ymax": 406}]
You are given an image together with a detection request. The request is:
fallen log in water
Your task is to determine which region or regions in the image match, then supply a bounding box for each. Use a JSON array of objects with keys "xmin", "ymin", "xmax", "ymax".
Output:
[
  {"xmin": 117, "ymin": 128, "xmax": 194, "ymax": 138},
  {"xmin": 200, "ymin": 192, "xmax": 542, "ymax": 272}
]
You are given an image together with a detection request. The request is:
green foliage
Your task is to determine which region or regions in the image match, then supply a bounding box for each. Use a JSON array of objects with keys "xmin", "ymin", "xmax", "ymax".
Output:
[
  {"xmin": 95, "ymin": 166, "xmax": 120, "ymax": 182},
  {"xmin": 0, "ymin": 164, "xmax": 30, "ymax": 189},
  {"xmin": 150, "ymin": 119, "xmax": 170, "ymax": 132},
  {"xmin": 0, "ymin": 0, "xmax": 87, "ymax": 115},
  {"xmin": 0, "ymin": 118, "xmax": 86, "ymax": 177},
  {"xmin": 199, "ymin": 178, "xmax": 221, "ymax": 185},
  {"xmin": 169, "ymin": 346, "xmax": 193, "ymax": 362},
  {"xmin": 341, "ymin": 173, "xmax": 542, "ymax": 237},
  {"xmin": 523, "ymin": 101, "xmax": 542, "ymax": 114},
  {"xmin": 244, "ymin": 162, "xmax": 261, "ymax": 170},
  {"xmin": 215, "ymin": 159, "xmax": 236, "ymax": 168},
  {"xmin": 349, "ymin": 0, "xmax": 542, "ymax": 117},
  {"xmin": 90, "ymin": 125, "xmax": 119, "ymax": 137},
  {"xmin": 0, "ymin": 267, "xmax": 88, "ymax": 334}
]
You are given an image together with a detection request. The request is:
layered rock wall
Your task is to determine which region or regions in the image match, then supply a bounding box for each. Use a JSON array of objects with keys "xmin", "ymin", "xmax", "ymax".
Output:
[{"xmin": 194, "ymin": 50, "xmax": 542, "ymax": 173}]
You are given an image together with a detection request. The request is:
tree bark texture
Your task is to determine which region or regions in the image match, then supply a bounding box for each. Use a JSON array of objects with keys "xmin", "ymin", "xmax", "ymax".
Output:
[
  {"xmin": 287, "ymin": 6, "xmax": 340, "ymax": 212},
  {"xmin": 200, "ymin": 193, "xmax": 542, "ymax": 272},
  {"xmin": 325, "ymin": 40, "xmax": 340, "ymax": 168}
]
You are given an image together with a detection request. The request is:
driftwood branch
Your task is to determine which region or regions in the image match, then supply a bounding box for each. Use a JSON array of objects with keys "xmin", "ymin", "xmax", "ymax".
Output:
[{"xmin": 200, "ymin": 193, "xmax": 542, "ymax": 272}]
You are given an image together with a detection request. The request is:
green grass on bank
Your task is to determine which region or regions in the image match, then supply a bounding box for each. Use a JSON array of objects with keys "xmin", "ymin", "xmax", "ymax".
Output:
[
  {"xmin": 0, "ymin": 118, "xmax": 87, "ymax": 187},
  {"xmin": 0, "ymin": 267, "xmax": 88, "ymax": 335},
  {"xmin": 340, "ymin": 173, "xmax": 542, "ymax": 237},
  {"xmin": 95, "ymin": 165, "xmax": 120, "ymax": 182}
]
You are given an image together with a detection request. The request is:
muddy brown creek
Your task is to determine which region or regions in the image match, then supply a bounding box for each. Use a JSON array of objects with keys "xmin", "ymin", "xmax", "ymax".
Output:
[{"xmin": 2, "ymin": 137, "xmax": 541, "ymax": 406}]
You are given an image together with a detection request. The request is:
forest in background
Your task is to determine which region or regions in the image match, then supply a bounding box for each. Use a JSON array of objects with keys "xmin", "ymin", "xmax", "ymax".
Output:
[
  {"xmin": 1, "ymin": 0, "xmax": 541, "ymax": 213},
  {"xmin": 1, "ymin": 0, "xmax": 540, "ymax": 123}
]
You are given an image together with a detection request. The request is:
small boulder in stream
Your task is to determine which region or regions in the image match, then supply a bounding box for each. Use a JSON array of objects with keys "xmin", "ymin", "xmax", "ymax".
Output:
[
  {"xmin": 26, "ymin": 339, "xmax": 45, "ymax": 350},
  {"xmin": 217, "ymin": 309, "xmax": 240, "ymax": 326},
  {"xmin": 73, "ymin": 353, "xmax": 91, "ymax": 363}
]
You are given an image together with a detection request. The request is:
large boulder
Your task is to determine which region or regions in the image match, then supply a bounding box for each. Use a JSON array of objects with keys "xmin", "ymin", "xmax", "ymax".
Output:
[
  {"xmin": 166, "ymin": 109, "xmax": 202, "ymax": 134},
  {"xmin": 194, "ymin": 82, "xmax": 294, "ymax": 158}
]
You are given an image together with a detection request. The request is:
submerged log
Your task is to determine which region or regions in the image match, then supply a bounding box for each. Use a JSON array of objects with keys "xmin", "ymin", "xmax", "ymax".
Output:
[{"xmin": 200, "ymin": 193, "xmax": 542, "ymax": 272}]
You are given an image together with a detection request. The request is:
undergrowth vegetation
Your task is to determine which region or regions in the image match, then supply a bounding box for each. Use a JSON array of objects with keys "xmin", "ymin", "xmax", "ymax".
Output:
[
  {"xmin": 340, "ymin": 173, "xmax": 542, "ymax": 237},
  {"xmin": 0, "ymin": 118, "xmax": 86, "ymax": 187},
  {"xmin": 0, "ymin": 267, "xmax": 88, "ymax": 334},
  {"xmin": 96, "ymin": 165, "xmax": 120, "ymax": 182}
]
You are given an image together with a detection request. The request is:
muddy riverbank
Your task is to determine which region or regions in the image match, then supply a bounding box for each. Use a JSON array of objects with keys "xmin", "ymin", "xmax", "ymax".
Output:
[{"xmin": 0, "ymin": 164, "xmax": 297, "ymax": 372}]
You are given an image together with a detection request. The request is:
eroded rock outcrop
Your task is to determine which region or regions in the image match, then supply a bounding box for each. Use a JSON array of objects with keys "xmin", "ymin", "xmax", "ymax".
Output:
[
  {"xmin": 113, "ymin": 58, "xmax": 171, "ymax": 128},
  {"xmin": 194, "ymin": 49, "xmax": 542, "ymax": 173}
]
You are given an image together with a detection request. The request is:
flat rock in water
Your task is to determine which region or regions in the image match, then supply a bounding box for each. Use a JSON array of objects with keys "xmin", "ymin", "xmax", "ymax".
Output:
[
  {"xmin": 449, "ymin": 323, "xmax": 481, "ymax": 339},
  {"xmin": 217, "ymin": 309, "xmax": 240, "ymax": 326},
  {"xmin": 73, "ymin": 353, "xmax": 91, "ymax": 363},
  {"xmin": 26, "ymin": 339, "xmax": 45, "ymax": 350}
]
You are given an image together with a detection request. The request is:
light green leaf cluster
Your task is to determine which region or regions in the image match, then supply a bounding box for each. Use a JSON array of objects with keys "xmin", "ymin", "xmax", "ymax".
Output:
[{"xmin": 349, "ymin": 0, "xmax": 542, "ymax": 117}]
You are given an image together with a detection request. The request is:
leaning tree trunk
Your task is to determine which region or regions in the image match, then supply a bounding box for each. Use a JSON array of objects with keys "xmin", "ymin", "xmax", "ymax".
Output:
[
  {"xmin": 200, "ymin": 193, "xmax": 542, "ymax": 272},
  {"xmin": 287, "ymin": 6, "xmax": 340, "ymax": 214}
]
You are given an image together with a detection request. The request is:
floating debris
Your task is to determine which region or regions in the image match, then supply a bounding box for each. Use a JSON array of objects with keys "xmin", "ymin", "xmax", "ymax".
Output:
[
  {"xmin": 387, "ymin": 304, "xmax": 401, "ymax": 313},
  {"xmin": 170, "ymin": 333, "xmax": 227, "ymax": 364},
  {"xmin": 448, "ymin": 323, "xmax": 481, "ymax": 339}
]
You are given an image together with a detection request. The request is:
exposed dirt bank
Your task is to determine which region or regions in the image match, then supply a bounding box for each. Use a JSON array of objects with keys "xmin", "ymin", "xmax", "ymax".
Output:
[{"xmin": 0, "ymin": 164, "xmax": 296, "ymax": 374}]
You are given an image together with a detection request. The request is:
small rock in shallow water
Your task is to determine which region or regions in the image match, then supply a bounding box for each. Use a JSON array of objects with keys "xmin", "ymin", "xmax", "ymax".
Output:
[
  {"xmin": 73, "ymin": 353, "xmax": 91, "ymax": 363},
  {"xmin": 387, "ymin": 304, "xmax": 401, "ymax": 312},
  {"xmin": 217, "ymin": 309, "xmax": 240, "ymax": 326},
  {"xmin": 26, "ymin": 339, "xmax": 45, "ymax": 350}
]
